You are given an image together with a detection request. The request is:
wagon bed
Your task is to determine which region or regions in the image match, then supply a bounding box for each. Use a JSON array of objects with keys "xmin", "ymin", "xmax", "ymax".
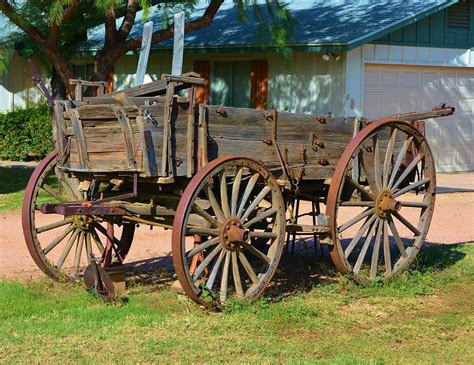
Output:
[{"xmin": 22, "ymin": 73, "xmax": 455, "ymax": 306}]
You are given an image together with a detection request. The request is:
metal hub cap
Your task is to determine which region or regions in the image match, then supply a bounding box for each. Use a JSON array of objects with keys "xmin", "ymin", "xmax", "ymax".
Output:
[
  {"xmin": 375, "ymin": 190, "xmax": 401, "ymax": 219},
  {"xmin": 220, "ymin": 218, "xmax": 249, "ymax": 250}
]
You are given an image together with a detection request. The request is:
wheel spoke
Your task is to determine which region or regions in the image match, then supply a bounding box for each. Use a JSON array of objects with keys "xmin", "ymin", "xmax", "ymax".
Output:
[
  {"xmin": 40, "ymin": 183, "xmax": 65, "ymax": 202},
  {"xmin": 192, "ymin": 244, "xmax": 222, "ymax": 281},
  {"xmin": 85, "ymin": 232, "xmax": 93, "ymax": 263},
  {"xmin": 383, "ymin": 220, "xmax": 392, "ymax": 275},
  {"xmin": 186, "ymin": 227, "xmax": 220, "ymax": 236},
  {"xmin": 42, "ymin": 224, "xmax": 75, "ymax": 255},
  {"xmin": 206, "ymin": 248, "xmax": 226, "ymax": 290},
  {"xmin": 72, "ymin": 232, "xmax": 84, "ymax": 276},
  {"xmin": 237, "ymin": 173, "xmax": 260, "ymax": 217},
  {"xmin": 36, "ymin": 218, "xmax": 73, "ymax": 234},
  {"xmin": 360, "ymin": 150, "xmax": 378, "ymax": 195},
  {"xmin": 56, "ymin": 228, "xmax": 80, "ymax": 270},
  {"xmin": 339, "ymin": 201, "xmax": 375, "ymax": 207},
  {"xmin": 373, "ymin": 135, "xmax": 382, "ymax": 191},
  {"xmin": 220, "ymin": 171, "xmax": 230, "ymax": 218},
  {"xmin": 353, "ymin": 218, "xmax": 379, "ymax": 275},
  {"xmin": 187, "ymin": 236, "xmax": 220, "ymax": 258},
  {"xmin": 346, "ymin": 177, "xmax": 375, "ymax": 201},
  {"xmin": 383, "ymin": 128, "xmax": 397, "ymax": 188},
  {"xmin": 240, "ymin": 242, "xmax": 271, "ymax": 264},
  {"xmin": 206, "ymin": 186, "xmax": 226, "ymax": 223},
  {"xmin": 91, "ymin": 229, "xmax": 105, "ymax": 256},
  {"xmin": 244, "ymin": 207, "xmax": 277, "ymax": 229},
  {"xmin": 240, "ymin": 185, "xmax": 271, "ymax": 221},
  {"xmin": 370, "ymin": 219, "xmax": 383, "ymax": 279},
  {"xmin": 388, "ymin": 136, "xmax": 413, "ymax": 189},
  {"xmin": 232, "ymin": 251, "xmax": 244, "ymax": 298},
  {"xmin": 338, "ymin": 208, "xmax": 374, "ymax": 233},
  {"xmin": 391, "ymin": 211, "xmax": 421, "ymax": 236},
  {"xmin": 391, "ymin": 153, "xmax": 424, "ymax": 191},
  {"xmin": 388, "ymin": 215, "xmax": 408, "ymax": 258},
  {"xmin": 220, "ymin": 251, "xmax": 231, "ymax": 302},
  {"xmin": 94, "ymin": 223, "xmax": 123, "ymax": 262},
  {"xmin": 393, "ymin": 178, "xmax": 431, "ymax": 198},
  {"xmin": 231, "ymin": 168, "xmax": 243, "ymax": 216},
  {"xmin": 192, "ymin": 204, "xmax": 219, "ymax": 228},
  {"xmin": 344, "ymin": 214, "xmax": 377, "ymax": 258},
  {"xmin": 237, "ymin": 249, "xmax": 259, "ymax": 284}
]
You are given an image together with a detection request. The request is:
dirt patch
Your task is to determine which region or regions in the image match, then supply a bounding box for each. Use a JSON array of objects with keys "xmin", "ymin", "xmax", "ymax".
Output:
[{"xmin": 1, "ymin": 192, "xmax": 473, "ymax": 281}]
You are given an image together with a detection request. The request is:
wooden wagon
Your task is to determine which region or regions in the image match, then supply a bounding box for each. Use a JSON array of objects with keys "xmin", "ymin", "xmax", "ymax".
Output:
[{"xmin": 21, "ymin": 73, "xmax": 454, "ymax": 306}]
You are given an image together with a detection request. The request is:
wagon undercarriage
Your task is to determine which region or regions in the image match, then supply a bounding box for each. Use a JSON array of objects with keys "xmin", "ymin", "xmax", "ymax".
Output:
[{"xmin": 22, "ymin": 73, "xmax": 455, "ymax": 307}]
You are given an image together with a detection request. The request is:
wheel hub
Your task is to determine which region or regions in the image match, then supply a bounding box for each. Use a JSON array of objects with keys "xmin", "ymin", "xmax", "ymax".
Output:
[
  {"xmin": 73, "ymin": 215, "xmax": 95, "ymax": 231},
  {"xmin": 375, "ymin": 190, "xmax": 401, "ymax": 219},
  {"xmin": 220, "ymin": 219, "xmax": 249, "ymax": 250}
]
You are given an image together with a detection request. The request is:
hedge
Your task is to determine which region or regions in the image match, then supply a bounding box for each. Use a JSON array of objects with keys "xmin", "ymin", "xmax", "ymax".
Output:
[{"xmin": 0, "ymin": 103, "xmax": 54, "ymax": 161}]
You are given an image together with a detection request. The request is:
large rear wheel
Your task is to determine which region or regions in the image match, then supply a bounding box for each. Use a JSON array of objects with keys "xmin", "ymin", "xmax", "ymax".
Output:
[{"xmin": 326, "ymin": 121, "xmax": 436, "ymax": 282}]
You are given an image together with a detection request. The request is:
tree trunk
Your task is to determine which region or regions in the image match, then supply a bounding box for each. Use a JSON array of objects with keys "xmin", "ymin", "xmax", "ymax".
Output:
[
  {"xmin": 50, "ymin": 66, "xmax": 67, "ymax": 99},
  {"xmin": 42, "ymin": 47, "xmax": 76, "ymax": 97},
  {"xmin": 84, "ymin": 48, "xmax": 116, "ymax": 96}
]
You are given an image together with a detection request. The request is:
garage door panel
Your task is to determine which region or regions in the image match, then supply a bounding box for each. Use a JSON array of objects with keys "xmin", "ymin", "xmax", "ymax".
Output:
[
  {"xmin": 457, "ymin": 119, "xmax": 473, "ymax": 140},
  {"xmin": 382, "ymin": 97, "xmax": 401, "ymax": 115},
  {"xmin": 365, "ymin": 64, "xmax": 474, "ymax": 172},
  {"xmin": 458, "ymin": 99, "xmax": 473, "ymax": 114},
  {"xmin": 382, "ymin": 71, "xmax": 400, "ymax": 86},
  {"xmin": 402, "ymin": 72, "xmax": 420, "ymax": 88}
]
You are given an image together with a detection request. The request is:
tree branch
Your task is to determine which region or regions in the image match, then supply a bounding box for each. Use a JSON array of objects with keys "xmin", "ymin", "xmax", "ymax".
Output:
[
  {"xmin": 112, "ymin": 0, "xmax": 224, "ymax": 57},
  {"xmin": 118, "ymin": 0, "xmax": 138, "ymax": 41},
  {"xmin": 0, "ymin": 0, "xmax": 46, "ymax": 44},
  {"xmin": 104, "ymin": 6, "xmax": 118, "ymax": 46},
  {"xmin": 48, "ymin": 0, "xmax": 81, "ymax": 45}
]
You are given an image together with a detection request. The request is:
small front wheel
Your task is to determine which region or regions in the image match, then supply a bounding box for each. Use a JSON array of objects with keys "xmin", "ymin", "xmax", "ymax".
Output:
[
  {"xmin": 172, "ymin": 156, "xmax": 286, "ymax": 307},
  {"xmin": 22, "ymin": 152, "xmax": 135, "ymax": 280}
]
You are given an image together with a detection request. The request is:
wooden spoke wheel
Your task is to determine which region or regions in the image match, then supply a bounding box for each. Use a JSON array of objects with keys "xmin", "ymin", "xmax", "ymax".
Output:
[
  {"xmin": 172, "ymin": 156, "xmax": 286, "ymax": 307},
  {"xmin": 327, "ymin": 120, "xmax": 436, "ymax": 282},
  {"xmin": 22, "ymin": 152, "xmax": 135, "ymax": 281}
]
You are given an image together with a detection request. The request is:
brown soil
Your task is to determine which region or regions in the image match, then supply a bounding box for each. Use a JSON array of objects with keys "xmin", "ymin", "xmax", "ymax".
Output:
[{"xmin": 1, "ymin": 192, "xmax": 473, "ymax": 281}]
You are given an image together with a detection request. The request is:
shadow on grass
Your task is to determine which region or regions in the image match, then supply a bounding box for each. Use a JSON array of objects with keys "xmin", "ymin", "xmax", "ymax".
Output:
[
  {"xmin": 416, "ymin": 241, "xmax": 468, "ymax": 273},
  {"xmin": 0, "ymin": 166, "xmax": 33, "ymax": 194},
  {"xmin": 106, "ymin": 240, "xmax": 470, "ymax": 303}
]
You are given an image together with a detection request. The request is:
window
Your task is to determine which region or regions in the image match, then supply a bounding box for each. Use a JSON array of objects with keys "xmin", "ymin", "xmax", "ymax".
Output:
[
  {"xmin": 72, "ymin": 63, "xmax": 94, "ymax": 80},
  {"xmin": 447, "ymin": 0, "xmax": 471, "ymax": 31},
  {"xmin": 210, "ymin": 61, "xmax": 251, "ymax": 108}
]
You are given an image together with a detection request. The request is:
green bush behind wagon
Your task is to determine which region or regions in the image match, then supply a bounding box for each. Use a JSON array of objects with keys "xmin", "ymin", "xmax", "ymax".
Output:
[{"xmin": 0, "ymin": 103, "xmax": 53, "ymax": 161}]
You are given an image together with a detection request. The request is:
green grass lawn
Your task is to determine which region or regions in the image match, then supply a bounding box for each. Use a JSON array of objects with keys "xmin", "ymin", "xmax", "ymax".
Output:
[
  {"xmin": 0, "ymin": 166, "xmax": 34, "ymax": 212},
  {"xmin": 0, "ymin": 243, "xmax": 472, "ymax": 364}
]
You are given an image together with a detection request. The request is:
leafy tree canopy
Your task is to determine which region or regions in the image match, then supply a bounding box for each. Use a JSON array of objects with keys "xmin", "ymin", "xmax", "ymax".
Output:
[{"xmin": 0, "ymin": 1, "xmax": 294, "ymax": 97}]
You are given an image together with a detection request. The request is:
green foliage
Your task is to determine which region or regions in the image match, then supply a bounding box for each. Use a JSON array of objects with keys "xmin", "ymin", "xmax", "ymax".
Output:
[{"xmin": 0, "ymin": 103, "xmax": 53, "ymax": 161}]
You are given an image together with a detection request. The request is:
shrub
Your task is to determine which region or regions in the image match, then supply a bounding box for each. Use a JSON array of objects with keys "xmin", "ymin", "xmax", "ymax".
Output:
[{"xmin": 0, "ymin": 103, "xmax": 54, "ymax": 161}]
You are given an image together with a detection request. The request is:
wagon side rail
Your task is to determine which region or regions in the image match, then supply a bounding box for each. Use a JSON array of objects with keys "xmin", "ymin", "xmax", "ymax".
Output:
[{"xmin": 366, "ymin": 103, "xmax": 455, "ymax": 123}]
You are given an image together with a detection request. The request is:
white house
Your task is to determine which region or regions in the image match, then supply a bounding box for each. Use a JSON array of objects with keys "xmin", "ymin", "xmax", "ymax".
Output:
[{"xmin": 1, "ymin": 0, "xmax": 473, "ymax": 172}]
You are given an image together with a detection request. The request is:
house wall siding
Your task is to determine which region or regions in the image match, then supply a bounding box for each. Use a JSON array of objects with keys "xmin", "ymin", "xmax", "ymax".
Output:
[
  {"xmin": 373, "ymin": 0, "xmax": 474, "ymax": 48},
  {"xmin": 0, "ymin": 53, "xmax": 42, "ymax": 112},
  {"xmin": 113, "ymin": 51, "xmax": 346, "ymax": 116}
]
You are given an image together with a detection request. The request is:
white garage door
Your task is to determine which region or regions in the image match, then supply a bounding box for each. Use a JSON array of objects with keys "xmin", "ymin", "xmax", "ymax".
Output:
[{"xmin": 364, "ymin": 64, "xmax": 474, "ymax": 172}]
